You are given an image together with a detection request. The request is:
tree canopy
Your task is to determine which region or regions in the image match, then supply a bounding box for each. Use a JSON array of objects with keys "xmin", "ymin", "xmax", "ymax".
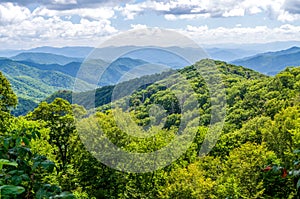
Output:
[{"xmin": 1, "ymin": 60, "xmax": 300, "ymax": 198}]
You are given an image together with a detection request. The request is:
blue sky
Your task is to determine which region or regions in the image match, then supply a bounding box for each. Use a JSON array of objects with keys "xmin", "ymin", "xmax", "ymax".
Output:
[{"xmin": 1, "ymin": 0, "xmax": 300, "ymax": 49}]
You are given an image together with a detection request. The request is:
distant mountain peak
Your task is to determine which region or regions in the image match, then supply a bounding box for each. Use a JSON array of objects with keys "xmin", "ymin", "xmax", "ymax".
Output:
[
  {"xmin": 287, "ymin": 46, "xmax": 300, "ymax": 50},
  {"xmin": 231, "ymin": 46, "xmax": 300, "ymax": 75}
]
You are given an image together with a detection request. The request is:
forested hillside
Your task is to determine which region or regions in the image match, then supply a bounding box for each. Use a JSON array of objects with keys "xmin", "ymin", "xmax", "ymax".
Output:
[
  {"xmin": 0, "ymin": 58, "xmax": 95, "ymax": 116},
  {"xmin": 45, "ymin": 69, "xmax": 176, "ymax": 108},
  {"xmin": 4, "ymin": 56, "xmax": 159, "ymax": 116},
  {"xmin": 8, "ymin": 46, "xmax": 300, "ymax": 116},
  {"xmin": 0, "ymin": 59, "xmax": 299, "ymax": 198},
  {"xmin": 0, "ymin": 58, "xmax": 94, "ymax": 100}
]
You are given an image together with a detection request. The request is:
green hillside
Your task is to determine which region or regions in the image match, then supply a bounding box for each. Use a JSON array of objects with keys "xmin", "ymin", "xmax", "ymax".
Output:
[
  {"xmin": 0, "ymin": 55, "xmax": 175, "ymax": 116},
  {"xmin": 1, "ymin": 59, "xmax": 300, "ymax": 198},
  {"xmin": 71, "ymin": 59, "xmax": 300, "ymax": 198},
  {"xmin": 46, "ymin": 60, "xmax": 263, "ymax": 110},
  {"xmin": 16, "ymin": 60, "xmax": 106, "ymax": 82},
  {"xmin": 46, "ymin": 69, "xmax": 176, "ymax": 109},
  {"xmin": 65, "ymin": 59, "xmax": 299, "ymax": 198},
  {"xmin": 0, "ymin": 58, "xmax": 93, "ymax": 92},
  {"xmin": 11, "ymin": 97, "xmax": 38, "ymax": 116},
  {"xmin": 0, "ymin": 58, "xmax": 94, "ymax": 115}
]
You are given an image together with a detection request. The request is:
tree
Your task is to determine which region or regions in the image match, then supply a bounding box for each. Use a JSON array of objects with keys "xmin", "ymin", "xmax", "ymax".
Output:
[
  {"xmin": 0, "ymin": 117, "xmax": 74, "ymax": 198},
  {"xmin": 0, "ymin": 73, "xmax": 73, "ymax": 198},
  {"xmin": 27, "ymin": 98, "xmax": 76, "ymax": 171},
  {"xmin": 0, "ymin": 72, "xmax": 17, "ymax": 131},
  {"xmin": 216, "ymin": 142, "xmax": 277, "ymax": 198},
  {"xmin": 0, "ymin": 72, "xmax": 17, "ymax": 112},
  {"xmin": 264, "ymin": 106, "xmax": 300, "ymax": 167},
  {"xmin": 159, "ymin": 163, "xmax": 216, "ymax": 199}
]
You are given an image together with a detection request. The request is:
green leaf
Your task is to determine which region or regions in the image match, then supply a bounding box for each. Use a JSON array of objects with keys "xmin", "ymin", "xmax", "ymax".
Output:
[
  {"xmin": 41, "ymin": 160, "xmax": 55, "ymax": 172},
  {"xmin": 0, "ymin": 159, "xmax": 18, "ymax": 170},
  {"xmin": 0, "ymin": 185, "xmax": 25, "ymax": 195},
  {"xmin": 20, "ymin": 174, "xmax": 30, "ymax": 181},
  {"xmin": 16, "ymin": 137, "xmax": 21, "ymax": 146},
  {"xmin": 11, "ymin": 176, "xmax": 22, "ymax": 186},
  {"xmin": 3, "ymin": 139, "xmax": 10, "ymax": 150},
  {"xmin": 35, "ymin": 131, "xmax": 41, "ymax": 139},
  {"xmin": 32, "ymin": 161, "xmax": 40, "ymax": 171}
]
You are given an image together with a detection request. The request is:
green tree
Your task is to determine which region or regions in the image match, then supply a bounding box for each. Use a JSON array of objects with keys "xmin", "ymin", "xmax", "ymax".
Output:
[
  {"xmin": 0, "ymin": 117, "xmax": 74, "ymax": 198},
  {"xmin": 0, "ymin": 72, "xmax": 17, "ymax": 131},
  {"xmin": 27, "ymin": 98, "xmax": 76, "ymax": 172},
  {"xmin": 0, "ymin": 72, "xmax": 73, "ymax": 198},
  {"xmin": 264, "ymin": 106, "xmax": 300, "ymax": 167},
  {"xmin": 0, "ymin": 72, "xmax": 17, "ymax": 112},
  {"xmin": 159, "ymin": 163, "xmax": 216, "ymax": 199},
  {"xmin": 216, "ymin": 142, "xmax": 277, "ymax": 198}
]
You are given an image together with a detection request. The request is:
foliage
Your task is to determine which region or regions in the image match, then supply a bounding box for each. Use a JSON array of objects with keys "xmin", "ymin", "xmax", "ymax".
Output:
[
  {"xmin": 1, "ymin": 59, "xmax": 300, "ymax": 198},
  {"xmin": 68, "ymin": 61, "xmax": 300, "ymax": 198},
  {"xmin": 0, "ymin": 117, "xmax": 73, "ymax": 198},
  {"xmin": 27, "ymin": 98, "xmax": 76, "ymax": 172},
  {"xmin": 0, "ymin": 71, "xmax": 18, "ymax": 132}
]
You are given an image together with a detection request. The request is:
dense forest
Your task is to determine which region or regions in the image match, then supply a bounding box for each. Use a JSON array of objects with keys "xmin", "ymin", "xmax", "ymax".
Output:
[{"xmin": 1, "ymin": 59, "xmax": 300, "ymax": 198}]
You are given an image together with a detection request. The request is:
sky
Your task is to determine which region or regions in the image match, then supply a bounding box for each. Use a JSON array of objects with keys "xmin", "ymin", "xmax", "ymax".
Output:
[{"xmin": 1, "ymin": 0, "xmax": 300, "ymax": 49}]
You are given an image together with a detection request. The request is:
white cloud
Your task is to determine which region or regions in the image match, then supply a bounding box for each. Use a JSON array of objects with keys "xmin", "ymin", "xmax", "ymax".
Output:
[
  {"xmin": 277, "ymin": 10, "xmax": 300, "ymax": 22},
  {"xmin": 115, "ymin": 3, "xmax": 144, "ymax": 20},
  {"xmin": 130, "ymin": 24, "xmax": 148, "ymax": 29},
  {"xmin": 1, "ymin": 15, "xmax": 117, "ymax": 38},
  {"xmin": 283, "ymin": 0, "xmax": 300, "ymax": 14},
  {"xmin": 1, "ymin": 0, "xmax": 125, "ymax": 10},
  {"xmin": 0, "ymin": 3, "xmax": 31, "ymax": 25},
  {"xmin": 223, "ymin": 8, "xmax": 245, "ymax": 17},
  {"xmin": 164, "ymin": 14, "xmax": 177, "ymax": 20},
  {"xmin": 181, "ymin": 24, "xmax": 300, "ymax": 45},
  {"xmin": 52, "ymin": 0, "xmax": 77, "ymax": 5},
  {"xmin": 1, "ymin": 0, "xmax": 300, "ymax": 49},
  {"xmin": 33, "ymin": 6, "xmax": 115, "ymax": 20},
  {"xmin": 186, "ymin": 25, "xmax": 208, "ymax": 33},
  {"xmin": 0, "ymin": 2, "xmax": 118, "ymax": 49},
  {"xmin": 117, "ymin": 0, "xmax": 296, "ymax": 22}
]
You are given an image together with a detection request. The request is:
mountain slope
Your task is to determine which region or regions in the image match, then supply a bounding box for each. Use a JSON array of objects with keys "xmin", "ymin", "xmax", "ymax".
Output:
[
  {"xmin": 46, "ymin": 69, "xmax": 176, "ymax": 109},
  {"xmin": 231, "ymin": 46, "xmax": 300, "ymax": 75},
  {"xmin": 11, "ymin": 97, "xmax": 38, "ymax": 116},
  {"xmin": 46, "ymin": 60, "xmax": 265, "ymax": 110},
  {"xmin": 11, "ymin": 52, "xmax": 83, "ymax": 65},
  {"xmin": 14, "ymin": 56, "xmax": 154, "ymax": 86},
  {"xmin": 0, "ymin": 58, "xmax": 94, "ymax": 114},
  {"xmin": 27, "ymin": 46, "xmax": 94, "ymax": 58},
  {"xmin": 206, "ymin": 48, "xmax": 260, "ymax": 62},
  {"xmin": 16, "ymin": 61, "xmax": 85, "ymax": 78},
  {"xmin": 98, "ymin": 57, "xmax": 150, "ymax": 86}
]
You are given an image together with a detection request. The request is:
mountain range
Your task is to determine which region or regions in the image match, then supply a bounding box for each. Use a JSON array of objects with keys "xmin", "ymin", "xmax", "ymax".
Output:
[
  {"xmin": 0, "ymin": 58, "xmax": 93, "ymax": 100},
  {"xmin": 0, "ymin": 52, "xmax": 183, "ymax": 115},
  {"xmin": 1, "ymin": 45, "xmax": 300, "ymax": 115},
  {"xmin": 0, "ymin": 45, "xmax": 260, "ymax": 62},
  {"xmin": 231, "ymin": 46, "xmax": 300, "ymax": 75},
  {"xmin": 3, "ymin": 40, "xmax": 300, "ymax": 61}
]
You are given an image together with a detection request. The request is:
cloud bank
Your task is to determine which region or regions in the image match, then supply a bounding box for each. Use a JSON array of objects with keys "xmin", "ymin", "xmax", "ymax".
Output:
[{"xmin": 1, "ymin": 0, "xmax": 300, "ymax": 49}]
